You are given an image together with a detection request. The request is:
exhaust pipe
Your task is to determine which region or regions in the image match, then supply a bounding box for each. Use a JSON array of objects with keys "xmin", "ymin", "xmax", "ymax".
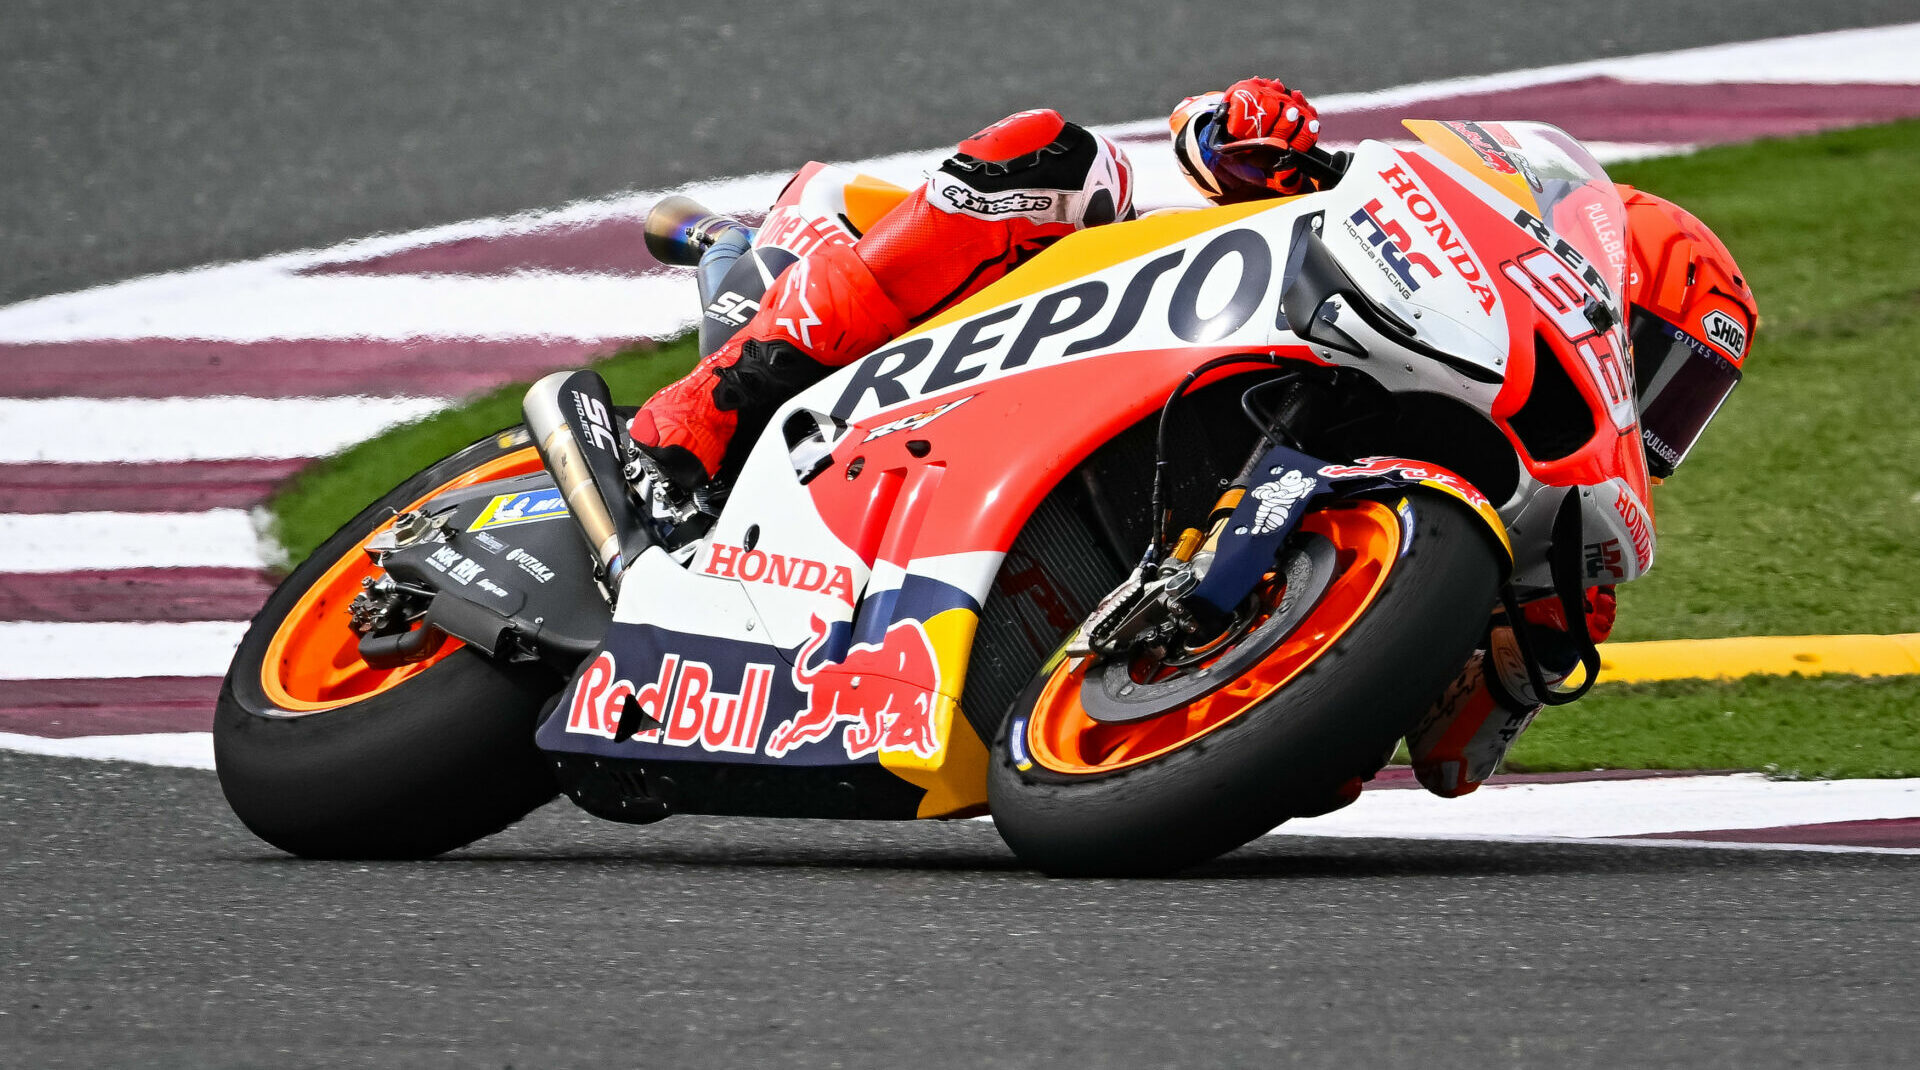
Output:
[
  {"xmin": 643, "ymin": 194, "xmax": 748, "ymax": 267},
  {"xmin": 522, "ymin": 369, "xmax": 650, "ymax": 588}
]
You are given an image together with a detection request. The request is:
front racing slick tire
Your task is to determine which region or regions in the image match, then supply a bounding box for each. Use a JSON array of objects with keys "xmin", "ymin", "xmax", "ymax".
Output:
[
  {"xmin": 987, "ymin": 490, "xmax": 1501, "ymax": 877},
  {"xmin": 215, "ymin": 431, "xmax": 564, "ymax": 859}
]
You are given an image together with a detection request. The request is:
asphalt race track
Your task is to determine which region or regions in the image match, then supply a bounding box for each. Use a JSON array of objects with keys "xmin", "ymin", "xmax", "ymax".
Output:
[
  {"xmin": 5, "ymin": 3, "xmax": 1920, "ymax": 1065},
  {"xmin": 4, "ymin": 0, "xmax": 1918, "ymax": 305},
  {"xmin": 4, "ymin": 751, "xmax": 1917, "ymax": 1068}
]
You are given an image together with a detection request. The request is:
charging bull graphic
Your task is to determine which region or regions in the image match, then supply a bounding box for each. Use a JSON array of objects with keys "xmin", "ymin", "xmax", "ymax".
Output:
[{"xmin": 764, "ymin": 615, "xmax": 943, "ymax": 760}]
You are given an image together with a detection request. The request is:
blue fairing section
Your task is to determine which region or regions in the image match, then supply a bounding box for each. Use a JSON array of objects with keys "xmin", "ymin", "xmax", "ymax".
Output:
[
  {"xmin": 537, "ymin": 621, "xmax": 858, "ymax": 768},
  {"xmin": 848, "ymin": 574, "xmax": 979, "ymax": 648},
  {"xmin": 542, "ymin": 569, "xmax": 979, "ymax": 768},
  {"xmin": 1187, "ymin": 443, "xmax": 1332, "ymax": 615}
]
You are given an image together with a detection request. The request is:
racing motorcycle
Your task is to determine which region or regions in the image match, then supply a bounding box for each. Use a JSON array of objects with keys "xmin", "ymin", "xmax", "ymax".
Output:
[{"xmin": 217, "ymin": 120, "xmax": 1696, "ymax": 875}]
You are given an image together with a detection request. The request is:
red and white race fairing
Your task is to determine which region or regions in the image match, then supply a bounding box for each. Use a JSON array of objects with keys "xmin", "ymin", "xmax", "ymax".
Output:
[
  {"xmin": 219, "ymin": 116, "xmax": 1705, "ymax": 872},
  {"xmin": 534, "ymin": 120, "xmax": 1656, "ymax": 823}
]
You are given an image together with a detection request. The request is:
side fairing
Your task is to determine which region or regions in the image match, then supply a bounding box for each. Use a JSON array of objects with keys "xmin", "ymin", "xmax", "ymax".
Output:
[
  {"xmin": 539, "ymin": 200, "xmax": 1336, "ymax": 811},
  {"xmin": 1395, "ymin": 121, "xmax": 1657, "ymax": 586},
  {"xmin": 536, "ymin": 138, "xmax": 1655, "ymax": 812}
]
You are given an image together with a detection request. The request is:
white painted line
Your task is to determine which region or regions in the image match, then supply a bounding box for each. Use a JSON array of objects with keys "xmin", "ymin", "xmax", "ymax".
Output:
[
  {"xmin": 1270, "ymin": 829, "xmax": 1920, "ymax": 856},
  {"xmin": 0, "ymin": 139, "xmax": 1686, "ymax": 349},
  {"xmin": 5, "ymin": 26, "xmax": 1874, "ymax": 346},
  {"xmin": 4, "ymin": 20, "xmax": 1871, "ymax": 350},
  {"xmin": 0, "ymin": 731, "xmax": 214, "ymax": 770},
  {"xmin": 0, "ymin": 621, "xmax": 248, "ymax": 680},
  {"xmin": 0, "ymin": 271, "xmax": 695, "ymax": 345},
  {"xmin": 135, "ymin": 24, "xmax": 1920, "ymax": 279},
  {"xmin": 0, "ymin": 396, "xmax": 448, "ymax": 462},
  {"xmin": 1576, "ymin": 141, "xmax": 1698, "ymax": 164},
  {"xmin": 0, "ymin": 510, "xmax": 267, "ymax": 572},
  {"xmin": 1286, "ymin": 773, "xmax": 1920, "ymax": 839},
  {"xmin": 1592, "ymin": 21, "xmax": 1920, "ymax": 85},
  {"xmin": 1101, "ymin": 21, "xmax": 1920, "ymax": 143}
]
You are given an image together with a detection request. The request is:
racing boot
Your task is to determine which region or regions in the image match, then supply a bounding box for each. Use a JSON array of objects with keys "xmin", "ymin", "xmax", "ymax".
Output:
[
  {"xmin": 1405, "ymin": 654, "xmax": 1541, "ymax": 798},
  {"xmin": 628, "ymin": 237, "xmax": 911, "ymax": 488},
  {"xmin": 1406, "ymin": 587, "xmax": 1616, "ymax": 797}
]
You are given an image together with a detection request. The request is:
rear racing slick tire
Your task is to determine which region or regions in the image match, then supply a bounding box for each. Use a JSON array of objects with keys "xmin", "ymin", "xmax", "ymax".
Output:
[
  {"xmin": 987, "ymin": 489, "xmax": 1502, "ymax": 877},
  {"xmin": 215, "ymin": 431, "xmax": 564, "ymax": 859}
]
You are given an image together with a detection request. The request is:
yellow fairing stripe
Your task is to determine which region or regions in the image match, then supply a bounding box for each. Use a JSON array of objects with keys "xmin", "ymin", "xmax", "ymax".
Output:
[
  {"xmin": 1401, "ymin": 119, "xmax": 1542, "ymax": 217},
  {"xmin": 843, "ymin": 174, "xmax": 912, "ymax": 235},
  {"xmin": 904, "ymin": 198, "xmax": 1288, "ymax": 337},
  {"xmin": 878, "ymin": 606, "xmax": 990, "ymax": 817},
  {"xmin": 1416, "ymin": 478, "xmax": 1515, "ymax": 561}
]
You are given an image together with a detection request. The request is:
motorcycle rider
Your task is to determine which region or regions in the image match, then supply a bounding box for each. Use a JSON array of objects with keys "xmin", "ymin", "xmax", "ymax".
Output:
[
  {"xmin": 629, "ymin": 77, "xmax": 1758, "ymax": 800},
  {"xmin": 627, "ymin": 107, "xmax": 1136, "ymax": 487},
  {"xmin": 627, "ymin": 82, "xmax": 1326, "ymax": 484}
]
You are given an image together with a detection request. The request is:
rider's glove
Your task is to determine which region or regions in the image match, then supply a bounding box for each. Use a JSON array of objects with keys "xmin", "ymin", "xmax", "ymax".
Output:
[
  {"xmin": 1219, "ymin": 78, "xmax": 1320, "ymax": 152},
  {"xmin": 1216, "ymin": 77, "xmax": 1321, "ymax": 196}
]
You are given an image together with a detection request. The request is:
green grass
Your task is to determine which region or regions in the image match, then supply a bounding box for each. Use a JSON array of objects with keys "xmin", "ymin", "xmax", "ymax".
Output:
[
  {"xmin": 1506, "ymin": 674, "xmax": 1920, "ymax": 780},
  {"xmin": 1602, "ymin": 121, "xmax": 1920, "ymax": 641},
  {"xmin": 268, "ymin": 336, "xmax": 701, "ymax": 567},
  {"xmin": 263, "ymin": 122, "xmax": 1920, "ymax": 778}
]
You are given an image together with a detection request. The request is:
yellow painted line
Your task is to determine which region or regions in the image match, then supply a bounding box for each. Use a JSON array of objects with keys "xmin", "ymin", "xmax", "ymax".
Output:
[{"xmin": 1599, "ymin": 633, "xmax": 1920, "ymax": 684}]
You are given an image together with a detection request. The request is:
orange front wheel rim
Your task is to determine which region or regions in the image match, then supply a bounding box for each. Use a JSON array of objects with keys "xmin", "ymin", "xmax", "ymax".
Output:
[
  {"xmin": 258, "ymin": 445, "xmax": 546, "ymax": 714},
  {"xmin": 1025, "ymin": 499, "xmax": 1402, "ymax": 776}
]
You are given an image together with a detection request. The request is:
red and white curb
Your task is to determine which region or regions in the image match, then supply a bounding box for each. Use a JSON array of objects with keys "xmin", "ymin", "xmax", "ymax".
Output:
[{"xmin": 3, "ymin": 23, "xmax": 1918, "ymax": 851}]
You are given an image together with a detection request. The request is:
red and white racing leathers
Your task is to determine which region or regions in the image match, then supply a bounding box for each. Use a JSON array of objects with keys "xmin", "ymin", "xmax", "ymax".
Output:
[{"xmin": 629, "ymin": 108, "xmax": 1133, "ymax": 481}]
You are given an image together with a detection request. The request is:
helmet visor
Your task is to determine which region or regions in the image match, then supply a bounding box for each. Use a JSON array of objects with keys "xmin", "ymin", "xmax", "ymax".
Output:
[{"xmin": 1631, "ymin": 311, "xmax": 1742, "ymax": 478}]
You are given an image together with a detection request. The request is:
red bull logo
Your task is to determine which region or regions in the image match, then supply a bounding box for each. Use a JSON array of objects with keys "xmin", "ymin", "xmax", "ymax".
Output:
[
  {"xmin": 565, "ymin": 650, "xmax": 773, "ymax": 756},
  {"xmin": 1441, "ymin": 120, "xmax": 1519, "ymax": 176},
  {"xmin": 765, "ymin": 615, "xmax": 943, "ymax": 760},
  {"xmin": 1318, "ymin": 457, "xmax": 1492, "ymax": 511}
]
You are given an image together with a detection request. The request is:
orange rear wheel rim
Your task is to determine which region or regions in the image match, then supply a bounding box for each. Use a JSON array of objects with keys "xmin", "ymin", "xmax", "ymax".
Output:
[
  {"xmin": 1025, "ymin": 499, "xmax": 1402, "ymax": 775},
  {"xmin": 259, "ymin": 445, "xmax": 546, "ymax": 714}
]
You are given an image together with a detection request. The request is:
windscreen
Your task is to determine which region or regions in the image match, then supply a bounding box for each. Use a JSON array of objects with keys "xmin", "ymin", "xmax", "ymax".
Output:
[{"xmin": 1406, "ymin": 119, "xmax": 1631, "ymax": 314}]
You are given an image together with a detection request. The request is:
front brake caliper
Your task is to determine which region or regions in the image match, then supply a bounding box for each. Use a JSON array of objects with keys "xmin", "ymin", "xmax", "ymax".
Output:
[{"xmin": 1068, "ymin": 557, "xmax": 1210, "ymax": 660}]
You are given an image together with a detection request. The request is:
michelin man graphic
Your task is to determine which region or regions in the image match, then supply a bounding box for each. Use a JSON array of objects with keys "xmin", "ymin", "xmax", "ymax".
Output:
[{"xmin": 1248, "ymin": 470, "xmax": 1316, "ymax": 535}]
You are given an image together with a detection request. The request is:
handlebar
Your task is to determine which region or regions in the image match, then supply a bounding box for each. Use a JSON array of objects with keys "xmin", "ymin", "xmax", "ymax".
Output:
[
  {"xmin": 1216, "ymin": 133, "xmax": 1351, "ymax": 189},
  {"xmin": 1291, "ymin": 143, "xmax": 1351, "ymax": 188}
]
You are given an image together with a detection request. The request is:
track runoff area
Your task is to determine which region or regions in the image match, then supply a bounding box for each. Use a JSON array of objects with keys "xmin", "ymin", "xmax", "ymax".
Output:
[{"xmin": 2, "ymin": 24, "xmax": 1918, "ymax": 853}]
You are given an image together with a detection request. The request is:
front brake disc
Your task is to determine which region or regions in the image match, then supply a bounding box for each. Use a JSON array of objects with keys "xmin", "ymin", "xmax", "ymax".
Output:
[{"xmin": 1078, "ymin": 534, "xmax": 1337, "ymax": 725}]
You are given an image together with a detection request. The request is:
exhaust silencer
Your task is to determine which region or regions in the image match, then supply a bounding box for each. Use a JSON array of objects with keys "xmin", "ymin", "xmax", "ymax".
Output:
[
  {"xmin": 643, "ymin": 194, "xmax": 748, "ymax": 267},
  {"xmin": 522, "ymin": 369, "xmax": 650, "ymax": 587}
]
